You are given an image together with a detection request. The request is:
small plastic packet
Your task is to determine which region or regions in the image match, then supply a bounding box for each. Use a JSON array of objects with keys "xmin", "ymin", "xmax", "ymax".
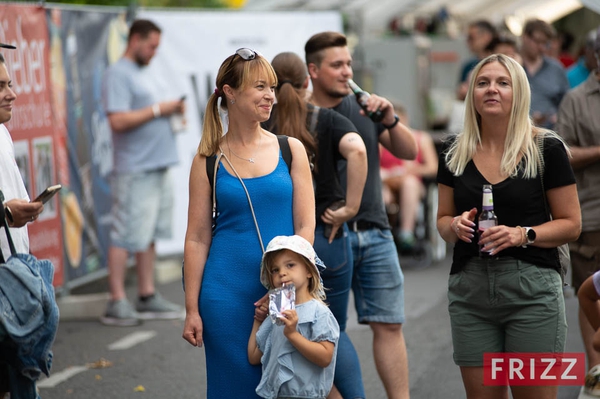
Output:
[{"xmin": 269, "ymin": 283, "xmax": 295, "ymax": 325}]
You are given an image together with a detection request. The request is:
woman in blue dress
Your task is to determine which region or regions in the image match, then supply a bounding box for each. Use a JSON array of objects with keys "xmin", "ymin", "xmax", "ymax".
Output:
[{"xmin": 182, "ymin": 49, "xmax": 315, "ymax": 398}]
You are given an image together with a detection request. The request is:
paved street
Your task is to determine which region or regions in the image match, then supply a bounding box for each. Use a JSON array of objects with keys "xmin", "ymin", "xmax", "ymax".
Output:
[{"xmin": 36, "ymin": 251, "xmax": 586, "ymax": 399}]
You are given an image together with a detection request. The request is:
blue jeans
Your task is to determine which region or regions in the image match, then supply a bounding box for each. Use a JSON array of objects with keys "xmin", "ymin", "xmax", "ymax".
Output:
[
  {"xmin": 314, "ymin": 223, "xmax": 365, "ymax": 399},
  {"xmin": 349, "ymin": 227, "xmax": 405, "ymax": 324}
]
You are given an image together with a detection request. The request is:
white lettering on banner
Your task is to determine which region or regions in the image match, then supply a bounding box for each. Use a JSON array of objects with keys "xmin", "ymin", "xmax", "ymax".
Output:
[
  {"xmin": 91, "ymin": 111, "xmax": 113, "ymax": 178},
  {"xmin": 509, "ymin": 358, "xmax": 524, "ymax": 380},
  {"xmin": 7, "ymin": 99, "xmax": 52, "ymax": 130},
  {"xmin": 0, "ymin": 16, "xmax": 47, "ymax": 95},
  {"xmin": 491, "ymin": 358, "xmax": 503, "ymax": 380},
  {"xmin": 561, "ymin": 358, "xmax": 578, "ymax": 380},
  {"xmin": 484, "ymin": 352, "xmax": 585, "ymax": 385},
  {"xmin": 0, "ymin": 15, "xmax": 52, "ymax": 130},
  {"xmin": 540, "ymin": 358, "xmax": 557, "ymax": 380}
]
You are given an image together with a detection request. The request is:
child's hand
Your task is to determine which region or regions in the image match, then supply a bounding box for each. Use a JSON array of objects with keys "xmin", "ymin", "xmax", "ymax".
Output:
[
  {"xmin": 254, "ymin": 294, "xmax": 269, "ymax": 322},
  {"xmin": 280, "ymin": 309, "xmax": 298, "ymax": 336}
]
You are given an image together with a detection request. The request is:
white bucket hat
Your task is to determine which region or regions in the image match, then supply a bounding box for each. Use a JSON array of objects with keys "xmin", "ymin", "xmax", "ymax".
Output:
[{"xmin": 260, "ymin": 235, "xmax": 326, "ymax": 299}]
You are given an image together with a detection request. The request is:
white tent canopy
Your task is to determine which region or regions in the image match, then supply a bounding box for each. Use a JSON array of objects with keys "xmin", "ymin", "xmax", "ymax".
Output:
[{"xmin": 244, "ymin": 0, "xmax": 585, "ymax": 36}]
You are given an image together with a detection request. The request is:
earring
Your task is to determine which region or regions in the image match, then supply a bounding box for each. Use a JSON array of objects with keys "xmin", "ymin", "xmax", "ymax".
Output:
[{"xmin": 230, "ymin": 99, "xmax": 235, "ymax": 105}]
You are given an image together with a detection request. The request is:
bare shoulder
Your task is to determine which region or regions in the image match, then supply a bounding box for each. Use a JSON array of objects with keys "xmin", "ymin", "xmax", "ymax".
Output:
[
  {"xmin": 286, "ymin": 136, "xmax": 305, "ymax": 151},
  {"xmin": 190, "ymin": 152, "xmax": 210, "ymax": 181}
]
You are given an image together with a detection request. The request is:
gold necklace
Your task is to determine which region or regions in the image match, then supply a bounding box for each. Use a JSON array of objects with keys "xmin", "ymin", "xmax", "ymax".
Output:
[{"xmin": 227, "ymin": 133, "xmax": 262, "ymax": 163}]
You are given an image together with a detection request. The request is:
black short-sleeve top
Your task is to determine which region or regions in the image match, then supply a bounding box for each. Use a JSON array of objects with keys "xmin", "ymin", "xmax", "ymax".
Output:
[{"xmin": 437, "ymin": 136, "xmax": 576, "ymax": 274}]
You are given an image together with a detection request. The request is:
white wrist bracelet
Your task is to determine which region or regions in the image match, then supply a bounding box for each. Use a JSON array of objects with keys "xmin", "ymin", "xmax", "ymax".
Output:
[{"xmin": 152, "ymin": 103, "xmax": 161, "ymax": 118}]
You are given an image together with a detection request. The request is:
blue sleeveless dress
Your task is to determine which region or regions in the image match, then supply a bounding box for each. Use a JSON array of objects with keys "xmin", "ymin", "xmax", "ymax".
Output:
[{"xmin": 199, "ymin": 153, "xmax": 294, "ymax": 398}]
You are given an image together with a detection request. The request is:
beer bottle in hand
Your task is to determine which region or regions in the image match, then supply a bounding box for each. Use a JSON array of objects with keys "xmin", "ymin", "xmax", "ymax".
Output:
[
  {"xmin": 347, "ymin": 79, "xmax": 384, "ymax": 122},
  {"xmin": 479, "ymin": 184, "xmax": 498, "ymax": 257}
]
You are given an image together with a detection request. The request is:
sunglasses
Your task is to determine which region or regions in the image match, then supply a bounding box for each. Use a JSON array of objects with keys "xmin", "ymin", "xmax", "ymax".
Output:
[{"xmin": 226, "ymin": 48, "xmax": 260, "ymax": 71}]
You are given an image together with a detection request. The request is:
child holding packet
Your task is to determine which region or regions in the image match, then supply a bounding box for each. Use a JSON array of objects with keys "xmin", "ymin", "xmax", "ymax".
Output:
[{"xmin": 248, "ymin": 235, "xmax": 339, "ymax": 399}]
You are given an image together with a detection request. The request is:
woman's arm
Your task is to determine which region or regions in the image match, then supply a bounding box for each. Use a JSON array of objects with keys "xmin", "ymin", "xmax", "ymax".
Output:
[
  {"xmin": 437, "ymin": 183, "xmax": 459, "ymax": 244},
  {"xmin": 182, "ymin": 154, "xmax": 214, "ymax": 348},
  {"xmin": 321, "ymin": 132, "xmax": 367, "ymax": 242},
  {"xmin": 533, "ymin": 184, "xmax": 581, "ymax": 248},
  {"xmin": 337, "ymin": 132, "xmax": 367, "ymax": 216},
  {"xmin": 288, "ymin": 137, "xmax": 316, "ymax": 244}
]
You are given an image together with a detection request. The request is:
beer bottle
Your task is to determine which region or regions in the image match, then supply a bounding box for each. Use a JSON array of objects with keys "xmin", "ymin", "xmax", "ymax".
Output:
[
  {"xmin": 479, "ymin": 184, "xmax": 498, "ymax": 257},
  {"xmin": 347, "ymin": 79, "xmax": 384, "ymax": 122}
]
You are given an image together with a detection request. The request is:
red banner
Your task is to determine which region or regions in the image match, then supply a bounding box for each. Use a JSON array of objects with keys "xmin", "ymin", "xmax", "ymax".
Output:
[
  {"xmin": 484, "ymin": 352, "xmax": 585, "ymax": 386},
  {"xmin": 0, "ymin": 4, "xmax": 65, "ymax": 287}
]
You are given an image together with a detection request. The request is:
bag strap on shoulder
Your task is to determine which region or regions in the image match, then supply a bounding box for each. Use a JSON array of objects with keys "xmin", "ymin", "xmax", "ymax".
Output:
[
  {"xmin": 0, "ymin": 189, "xmax": 16, "ymax": 263},
  {"xmin": 277, "ymin": 135, "xmax": 293, "ymax": 173}
]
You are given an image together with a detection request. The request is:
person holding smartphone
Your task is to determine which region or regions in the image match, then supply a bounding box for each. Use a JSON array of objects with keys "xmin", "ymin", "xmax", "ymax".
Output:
[
  {"xmin": 0, "ymin": 43, "xmax": 48, "ymax": 398},
  {"xmin": 101, "ymin": 19, "xmax": 185, "ymax": 326},
  {"xmin": 0, "ymin": 48, "xmax": 43, "ymax": 258}
]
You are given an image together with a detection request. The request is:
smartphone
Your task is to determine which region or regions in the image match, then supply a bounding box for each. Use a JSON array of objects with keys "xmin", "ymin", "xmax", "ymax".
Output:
[{"xmin": 33, "ymin": 184, "xmax": 62, "ymax": 204}]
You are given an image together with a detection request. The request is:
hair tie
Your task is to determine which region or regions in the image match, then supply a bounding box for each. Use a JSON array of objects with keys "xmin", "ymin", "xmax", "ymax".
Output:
[
  {"xmin": 214, "ymin": 88, "xmax": 220, "ymax": 95},
  {"xmin": 277, "ymin": 80, "xmax": 294, "ymax": 89}
]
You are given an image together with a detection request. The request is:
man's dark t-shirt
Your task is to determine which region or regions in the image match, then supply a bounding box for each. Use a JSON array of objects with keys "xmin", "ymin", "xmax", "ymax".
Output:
[
  {"xmin": 332, "ymin": 96, "xmax": 390, "ymax": 230},
  {"xmin": 264, "ymin": 103, "xmax": 357, "ymax": 221}
]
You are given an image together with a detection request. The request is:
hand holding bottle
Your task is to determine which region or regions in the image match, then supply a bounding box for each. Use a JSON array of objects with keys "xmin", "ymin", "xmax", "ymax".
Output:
[
  {"xmin": 452, "ymin": 207, "xmax": 477, "ymax": 242},
  {"xmin": 163, "ymin": 95, "xmax": 187, "ymax": 133},
  {"xmin": 157, "ymin": 96, "xmax": 186, "ymax": 117},
  {"xmin": 348, "ymin": 79, "xmax": 386, "ymax": 122}
]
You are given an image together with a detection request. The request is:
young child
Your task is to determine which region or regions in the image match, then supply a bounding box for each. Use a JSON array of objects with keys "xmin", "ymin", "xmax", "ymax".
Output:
[{"xmin": 248, "ymin": 235, "xmax": 339, "ymax": 399}]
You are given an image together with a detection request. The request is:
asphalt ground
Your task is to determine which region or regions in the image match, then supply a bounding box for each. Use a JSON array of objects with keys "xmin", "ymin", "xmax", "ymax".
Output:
[{"xmin": 35, "ymin": 251, "xmax": 588, "ymax": 399}]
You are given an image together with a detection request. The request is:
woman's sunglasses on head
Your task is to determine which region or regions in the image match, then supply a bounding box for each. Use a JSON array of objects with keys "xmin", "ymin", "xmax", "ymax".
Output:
[{"xmin": 226, "ymin": 48, "xmax": 261, "ymax": 70}]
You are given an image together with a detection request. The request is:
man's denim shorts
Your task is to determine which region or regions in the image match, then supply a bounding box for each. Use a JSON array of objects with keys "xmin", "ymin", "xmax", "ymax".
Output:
[
  {"xmin": 110, "ymin": 168, "xmax": 173, "ymax": 252},
  {"xmin": 448, "ymin": 257, "xmax": 566, "ymax": 367},
  {"xmin": 349, "ymin": 228, "xmax": 405, "ymax": 324}
]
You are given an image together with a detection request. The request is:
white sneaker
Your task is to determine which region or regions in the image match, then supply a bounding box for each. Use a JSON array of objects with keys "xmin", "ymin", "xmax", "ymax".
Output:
[{"xmin": 585, "ymin": 364, "xmax": 600, "ymax": 397}]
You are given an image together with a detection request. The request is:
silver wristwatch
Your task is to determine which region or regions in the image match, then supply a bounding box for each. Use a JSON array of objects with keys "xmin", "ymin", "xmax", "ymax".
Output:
[{"xmin": 522, "ymin": 227, "xmax": 536, "ymax": 247}]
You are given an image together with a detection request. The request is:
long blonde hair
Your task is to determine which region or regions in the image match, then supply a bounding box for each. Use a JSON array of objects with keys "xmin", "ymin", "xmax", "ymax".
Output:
[
  {"xmin": 197, "ymin": 52, "xmax": 278, "ymax": 157},
  {"xmin": 445, "ymin": 53, "xmax": 567, "ymax": 178}
]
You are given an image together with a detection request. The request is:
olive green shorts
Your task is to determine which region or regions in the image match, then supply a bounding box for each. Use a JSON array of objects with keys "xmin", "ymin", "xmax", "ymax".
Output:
[{"xmin": 448, "ymin": 257, "xmax": 566, "ymax": 367}]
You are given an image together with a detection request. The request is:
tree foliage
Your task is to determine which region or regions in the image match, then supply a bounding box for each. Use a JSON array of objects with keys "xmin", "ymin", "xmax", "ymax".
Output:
[{"xmin": 46, "ymin": 0, "xmax": 225, "ymax": 8}]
